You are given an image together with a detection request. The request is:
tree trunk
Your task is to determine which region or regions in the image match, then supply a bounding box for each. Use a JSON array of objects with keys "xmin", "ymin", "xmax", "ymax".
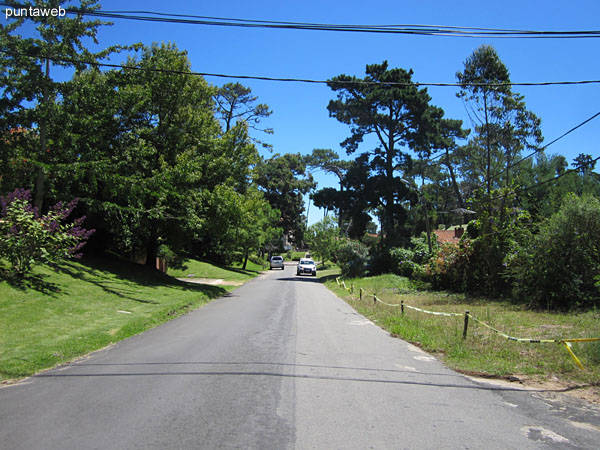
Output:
[
  {"xmin": 34, "ymin": 58, "xmax": 51, "ymax": 212},
  {"xmin": 242, "ymin": 249, "xmax": 249, "ymax": 270},
  {"xmin": 145, "ymin": 223, "xmax": 159, "ymax": 269},
  {"xmin": 445, "ymin": 148, "xmax": 465, "ymax": 209}
]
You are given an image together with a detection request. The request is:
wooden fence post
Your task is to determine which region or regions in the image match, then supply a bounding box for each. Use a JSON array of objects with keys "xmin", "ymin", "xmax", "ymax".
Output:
[
  {"xmin": 463, "ymin": 311, "xmax": 470, "ymax": 339},
  {"xmin": 401, "ymin": 300, "xmax": 404, "ymax": 314}
]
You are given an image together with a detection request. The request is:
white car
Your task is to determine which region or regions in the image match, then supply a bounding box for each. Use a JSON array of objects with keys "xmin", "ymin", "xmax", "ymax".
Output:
[
  {"xmin": 296, "ymin": 258, "xmax": 317, "ymax": 276},
  {"xmin": 270, "ymin": 255, "xmax": 284, "ymax": 270}
]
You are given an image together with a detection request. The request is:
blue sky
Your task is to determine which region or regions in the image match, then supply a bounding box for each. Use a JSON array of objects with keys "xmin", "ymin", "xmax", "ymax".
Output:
[{"xmin": 5, "ymin": 0, "xmax": 600, "ymax": 225}]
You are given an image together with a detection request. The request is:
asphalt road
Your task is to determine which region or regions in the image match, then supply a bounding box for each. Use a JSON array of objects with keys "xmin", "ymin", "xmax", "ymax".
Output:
[{"xmin": 1, "ymin": 264, "xmax": 599, "ymax": 449}]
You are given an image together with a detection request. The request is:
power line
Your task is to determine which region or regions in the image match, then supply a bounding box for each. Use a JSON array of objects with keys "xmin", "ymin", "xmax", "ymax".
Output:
[
  {"xmin": 489, "ymin": 110, "xmax": 600, "ymax": 182},
  {"xmin": 49, "ymin": 9, "xmax": 600, "ymax": 39},
  {"xmin": 513, "ymin": 155, "xmax": 600, "ymax": 196},
  {"xmin": 2, "ymin": 50, "xmax": 600, "ymax": 89},
  {"xmin": 470, "ymin": 155, "xmax": 600, "ymax": 207},
  {"xmin": 2, "ymin": 2, "xmax": 600, "ymax": 39}
]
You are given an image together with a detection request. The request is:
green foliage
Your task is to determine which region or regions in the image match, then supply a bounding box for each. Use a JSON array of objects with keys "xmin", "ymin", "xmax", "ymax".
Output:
[
  {"xmin": 506, "ymin": 194, "xmax": 600, "ymax": 309},
  {"xmin": 0, "ymin": 0, "xmax": 123, "ymax": 210},
  {"xmin": 456, "ymin": 45, "xmax": 542, "ymax": 194},
  {"xmin": 305, "ymin": 216, "xmax": 340, "ymax": 265},
  {"xmin": 424, "ymin": 187, "xmax": 531, "ymax": 296},
  {"xmin": 425, "ymin": 240, "xmax": 474, "ymax": 291},
  {"xmin": 197, "ymin": 185, "xmax": 280, "ymax": 265},
  {"xmin": 255, "ymin": 153, "xmax": 314, "ymax": 245},
  {"xmin": 0, "ymin": 189, "xmax": 93, "ymax": 276},
  {"xmin": 335, "ymin": 239, "xmax": 369, "ymax": 277},
  {"xmin": 389, "ymin": 233, "xmax": 436, "ymax": 278},
  {"xmin": 389, "ymin": 247, "xmax": 418, "ymax": 277},
  {"xmin": 328, "ymin": 61, "xmax": 449, "ymax": 246},
  {"xmin": 214, "ymin": 82, "xmax": 273, "ymax": 149}
]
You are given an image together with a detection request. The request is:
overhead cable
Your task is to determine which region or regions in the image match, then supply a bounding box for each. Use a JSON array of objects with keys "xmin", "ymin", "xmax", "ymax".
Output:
[
  {"xmin": 2, "ymin": 50, "xmax": 600, "ymax": 89},
  {"xmin": 489, "ymin": 110, "xmax": 600, "ymax": 181},
  {"xmin": 471, "ymin": 155, "xmax": 600, "ymax": 207},
  {"xmin": 1, "ymin": 2, "xmax": 600, "ymax": 39}
]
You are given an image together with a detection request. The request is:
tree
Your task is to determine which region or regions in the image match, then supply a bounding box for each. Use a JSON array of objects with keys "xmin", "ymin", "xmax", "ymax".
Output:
[
  {"xmin": 327, "ymin": 61, "xmax": 444, "ymax": 246},
  {"xmin": 312, "ymin": 153, "xmax": 384, "ymax": 239},
  {"xmin": 52, "ymin": 43, "xmax": 222, "ymax": 265},
  {"xmin": 305, "ymin": 216, "xmax": 339, "ymax": 266},
  {"xmin": 432, "ymin": 119, "xmax": 470, "ymax": 210},
  {"xmin": 236, "ymin": 190, "xmax": 281, "ymax": 270},
  {"xmin": 0, "ymin": 0, "xmax": 120, "ymax": 211},
  {"xmin": 214, "ymin": 82, "xmax": 273, "ymax": 150},
  {"xmin": 456, "ymin": 45, "xmax": 542, "ymax": 198},
  {"xmin": 449, "ymin": 46, "xmax": 543, "ymax": 295},
  {"xmin": 110, "ymin": 43, "xmax": 223, "ymax": 266},
  {"xmin": 255, "ymin": 153, "xmax": 315, "ymax": 246},
  {"xmin": 305, "ymin": 148, "xmax": 352, "ymax": 227},
  {"xmin": 195, "ymin": 185, "xmax": 280, "ymax": 266},
  {"xmin": 506, "ymin": 194, "xmax": 600, "ymax": 309},
  {"xmin": 335, "ymin": 239, "xmax": 369, "ymax": 277}
]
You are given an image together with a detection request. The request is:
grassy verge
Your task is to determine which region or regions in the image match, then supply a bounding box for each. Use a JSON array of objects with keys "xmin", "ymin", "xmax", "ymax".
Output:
[
  {"xmin": 0, "ymin": 256, "xmax": 259, "ymax": 382},
  {"xmin": 287, "ymin": 251, "xmax": 307, "ymax": 261},
  {"xmin": 325, "ymin": 271, "xmax": 600, "ymax": 389},
  {"xmin": 167, "ymin": 258, "xmax": 263, "ymax": 281}
]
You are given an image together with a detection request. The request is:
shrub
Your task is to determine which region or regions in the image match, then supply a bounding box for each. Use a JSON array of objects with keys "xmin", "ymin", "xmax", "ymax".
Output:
[
  {"xmin": 506, "ymin": 194, "xmax": 600, "ymax": 309},
  {"xmin": 0, "ymin": 189, "xmax": 94, "ymax": 276},
  {"xmin": 335, "ymin": 239, "xmax": 369, "ymax": 277},
  {"xmin": 305, "ymin": 216, "xmax": 340, "ymax": 265},
  {"xmin": 425, "ymin": 239, "xmax": 474, "ymax": 291},
  {"xmin": 390, "ymin": 233, "xmax": 437, "ymax": 278},
  {"xmin": 389, "ymin": 247, "xmax": 416, "ymax": 277}
]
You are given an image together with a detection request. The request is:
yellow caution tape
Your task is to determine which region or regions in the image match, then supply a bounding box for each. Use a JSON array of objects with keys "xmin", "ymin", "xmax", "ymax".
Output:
[
  {"xmin": 373, "ymin": 295, "xmax": 401, "ymax": 307},
  {"xmin": 467, "ymin": 313, "xmax": 599, "ymax": 369},
  {"xmin": 562, "ymin": 341, "xmax": 585, "ymax": 370},
  {"xmin": 467, "ymin": 313, "xmax": 557, "ymax": 343},
  {"xmin": 404, "ymin": 304, "xmax": 462, "ymax": 317},
  {"xmin": 337, "ymin": 281, "xmax": 598, "ymax": 369}
]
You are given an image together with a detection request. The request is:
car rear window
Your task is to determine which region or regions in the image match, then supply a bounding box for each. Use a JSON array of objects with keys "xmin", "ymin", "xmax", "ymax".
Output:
[{"xmin": 272, "ymin": 256, "xmax": 283, "ymax": 261}]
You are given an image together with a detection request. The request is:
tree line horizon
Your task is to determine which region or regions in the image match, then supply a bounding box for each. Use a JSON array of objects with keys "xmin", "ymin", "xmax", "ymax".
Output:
[{"xmin": 1, "ymin": 1, "xmax": 599, "ymax": 309}]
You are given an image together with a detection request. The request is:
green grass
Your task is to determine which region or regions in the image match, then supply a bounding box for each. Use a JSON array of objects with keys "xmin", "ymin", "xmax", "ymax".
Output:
[
  {"xmin": 288, "ymin": 251, "xmax": 307, "ymax": 261},
  {"xmin": 0, "ymin": 256, "xmax": 257, "ymax": 382},
  {"xmin": 167, "ymin": 258, "xmax": 263, "ymax": 281},
  {"xmin": 325, "ymin": 271, "xmax": 600, "ymax": 387}
]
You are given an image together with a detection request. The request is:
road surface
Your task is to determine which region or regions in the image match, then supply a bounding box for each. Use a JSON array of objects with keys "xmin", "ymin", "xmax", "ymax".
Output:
[{"xmin": 1, "ymin": 264, "xmax": 599, "ymax": 449}]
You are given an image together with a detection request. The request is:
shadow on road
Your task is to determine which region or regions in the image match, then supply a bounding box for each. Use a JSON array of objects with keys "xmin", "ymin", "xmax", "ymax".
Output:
[
  {"xmin": 30, "ymin": 359, "xmax": 589, "ymax": 395},
  {"xmin": 276, "ymin": 276, "xmax": 320, "ymax": 283}
]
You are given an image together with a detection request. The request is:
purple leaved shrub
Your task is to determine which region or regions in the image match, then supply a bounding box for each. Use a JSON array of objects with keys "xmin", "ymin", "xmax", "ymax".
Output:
[{"xmin": 0, "ymin": 189, "xmax": 95, "ymax": 276}]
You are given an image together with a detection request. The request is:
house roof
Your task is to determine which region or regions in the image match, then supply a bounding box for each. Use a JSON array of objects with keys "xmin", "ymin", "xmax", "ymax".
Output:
[{"xmin": 433, "ymin": 228, "xmax": 464, "ymax": 244}]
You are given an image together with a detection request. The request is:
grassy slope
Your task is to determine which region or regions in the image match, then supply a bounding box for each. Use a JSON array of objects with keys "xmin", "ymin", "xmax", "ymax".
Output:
[
  {"xmin": 167, "ymin": 258, "xmax": 264, "ymax": 281},
  {"xmin": 0, "ymin": 256, "xmax": 261, "ymax": 382},
  {"xmin": 325, "ymin": 272, "xmax": 600, "ymax": 387}
]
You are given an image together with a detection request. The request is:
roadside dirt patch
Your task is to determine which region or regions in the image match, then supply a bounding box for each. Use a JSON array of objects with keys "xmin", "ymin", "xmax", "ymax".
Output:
[
  {"xmin": 516, "ymin": 375, "xmax": 600, "ymax": 405},
  {"xmin": 461, "ymin": 370, "xmax": 600, "ymax": 404},
  {"xmin": 177, "ymin": 278, "xmax": 244, "ymax": 287}
]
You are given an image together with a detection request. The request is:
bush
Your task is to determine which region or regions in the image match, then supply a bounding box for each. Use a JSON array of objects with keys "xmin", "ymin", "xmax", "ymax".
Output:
[
  {"xmin": 425, "ymin": 239, "xmax": 474, "ymax": 291},
  {"xmin": 506, "ymin": 194, "xmax": 600, "ymax": 309},
  {"xmin": 335, "ymin": 239, "xmax": 369, "ymax": 277},
  {"xmin": 389, "ymin": 247, "xmax": 416, "ymax": 277},
  {"xmin": 389, "ymin": 233, "xmax": 437, "ymax": 279},
  {"xmin": 0, "ymin": 189, "xmax": 94, "ymax": 276}
]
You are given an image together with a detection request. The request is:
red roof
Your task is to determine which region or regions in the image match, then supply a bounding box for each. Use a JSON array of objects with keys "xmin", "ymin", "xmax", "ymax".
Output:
[{"xmin": 433, "ymin": 228, "xmax": 464, "ymax": 244}]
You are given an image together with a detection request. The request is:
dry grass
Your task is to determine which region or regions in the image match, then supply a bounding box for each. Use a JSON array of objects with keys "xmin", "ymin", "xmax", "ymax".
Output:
[{"xmin": 325, "ymin": 273, "xmax": 600, "ymax": 399}]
